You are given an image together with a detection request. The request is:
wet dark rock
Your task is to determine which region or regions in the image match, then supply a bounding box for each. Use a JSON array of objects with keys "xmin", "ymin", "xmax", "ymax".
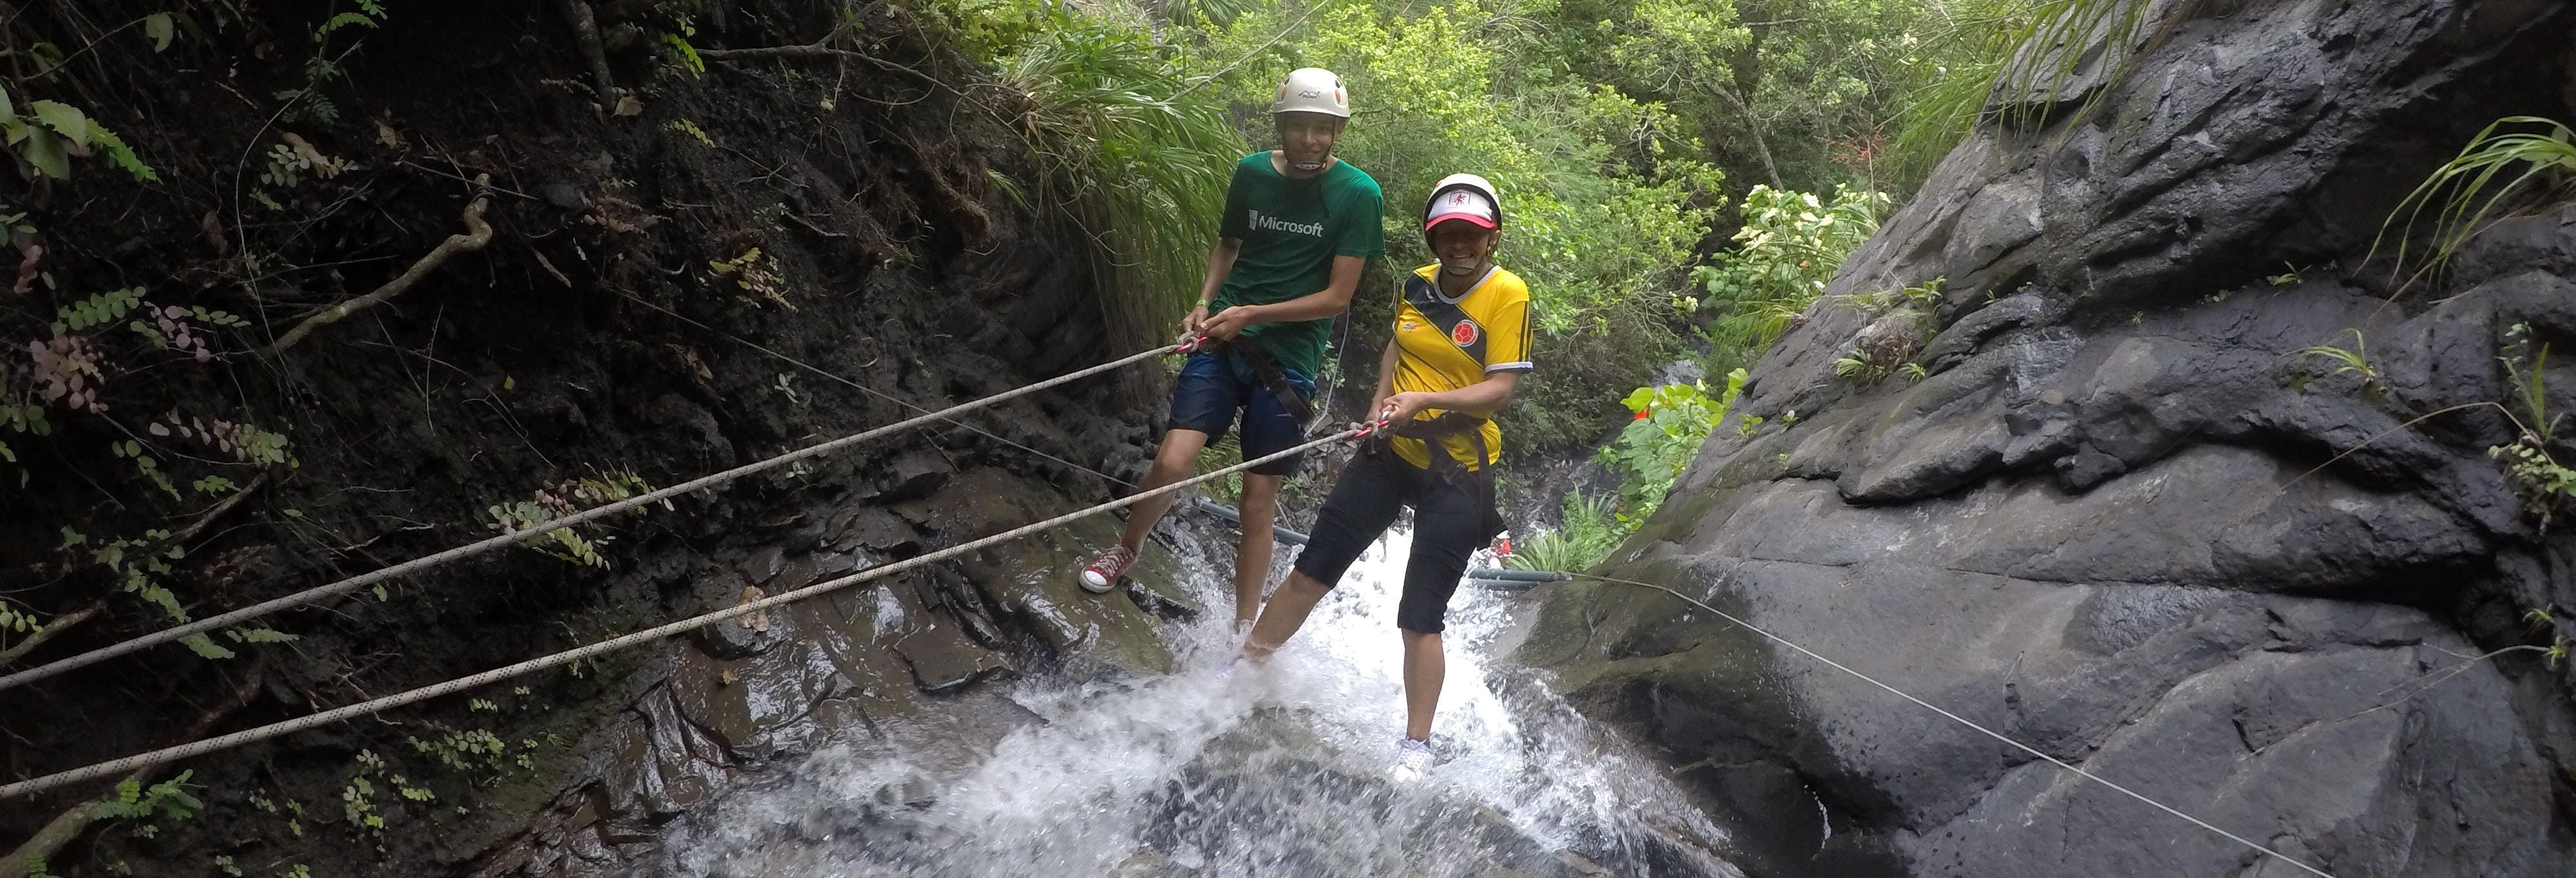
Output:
[
  {"xmin": 1526, "ymin": 1, "xmax": 2576, "ymax": 876},
  {"xmin": 1125, "ymin": 576, "xmax": 1203, "ymax": 622},
  {"xmin": 692, "ymin": 606, "xmax": 781, "ymax": 660},
  {"xmin": 869, "ymin": 448, "xmax": 953, "ymax": 501},
  {"xmin": 737, "ymin": 547, "xmax": 786, "ymax": 586},
  {"xmin": 831, "ymin": 503, "xmax": 922, "ymax": 554},
  {"xmin": 893, "ymin": 622, "xmax": 1010, "ymax": 692}
]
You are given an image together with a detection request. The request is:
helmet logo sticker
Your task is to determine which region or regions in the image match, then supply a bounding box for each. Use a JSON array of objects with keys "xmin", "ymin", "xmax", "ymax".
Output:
[{"xmin": 1452, "ymin": 320, "xmax": 1481, "ymax": 347}]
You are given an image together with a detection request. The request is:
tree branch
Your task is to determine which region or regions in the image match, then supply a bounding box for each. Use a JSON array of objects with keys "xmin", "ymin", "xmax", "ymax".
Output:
[
  {"xmin": 696, "ymin": 30, "xmax": 942, "ymax": 86},
  {"xmin": 554, "ymin": 0, "xmax": 618, "ymax": 100},
  {"xmin": 266, "ymin": 182, "xmax": 493, "ymax": 356},
  {"xmin": 1, "ymin": 473, "xmax": 263, "ymax": 670},
  {"xmin": 0, "ymin": 602, "xmax": 103, "ymax": 669}
]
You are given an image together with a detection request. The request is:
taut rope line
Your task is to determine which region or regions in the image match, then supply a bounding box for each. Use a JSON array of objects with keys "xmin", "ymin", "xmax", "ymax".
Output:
[
  {"xmin": 1559, "ymin": 571, "xmax": 2340, "ymax": 878},
  {"xmin": 0, "ymin": 344, "xmax": 1184, "ymax": 693},
  {"xmin": 0, "ymin": 426, "xmax": 1368, "ymax": 800}
]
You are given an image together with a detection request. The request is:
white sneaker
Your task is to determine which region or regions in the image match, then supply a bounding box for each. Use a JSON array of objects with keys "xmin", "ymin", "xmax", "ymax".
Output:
[{"xmin": 1388, "ymin": 738, "xmax": 1435, "ymax": 782}]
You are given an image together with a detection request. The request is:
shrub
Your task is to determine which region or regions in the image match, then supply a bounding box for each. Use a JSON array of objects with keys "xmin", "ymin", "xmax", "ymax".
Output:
[
  {"xmin": 1596, "ymin": 368, "xmax": 1745, "ymax": 524},
  {"xmin": 1505, "ymin": 491, "xmax": 1625, "ymax": 574},
  {"xmin": 1687, "ymin": 184, "xmax": 1887, "ymax": 376}
]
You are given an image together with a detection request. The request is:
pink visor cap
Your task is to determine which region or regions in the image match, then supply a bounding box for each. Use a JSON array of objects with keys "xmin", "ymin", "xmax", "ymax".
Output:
[{"xmin": 1424, "ymin": 189, "xmax": 1499, "ymax": 230}]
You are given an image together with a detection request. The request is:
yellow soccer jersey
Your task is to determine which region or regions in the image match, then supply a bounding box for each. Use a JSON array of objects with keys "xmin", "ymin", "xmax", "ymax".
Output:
[{"xmin": 1388, "ymin": 263, "xmax": 1535, "ymax": 471}]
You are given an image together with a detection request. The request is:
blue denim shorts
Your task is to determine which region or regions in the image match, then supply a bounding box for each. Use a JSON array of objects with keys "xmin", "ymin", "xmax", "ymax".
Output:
[{"xmin": 1168, "ymin": 350, "xmax": 1312, "ymax": 476}]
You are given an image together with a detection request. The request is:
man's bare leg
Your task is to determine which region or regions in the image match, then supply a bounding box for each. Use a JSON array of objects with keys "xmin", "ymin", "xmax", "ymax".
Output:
[
  {"xmin": 1117, "ymin": 428, "xmax": 1211, "ymax": 550},
  {"xmin": 1242, "ymin": 570, "xmax": 1332, "ymax": 660},
  {"xmin": 1401, "ymin": 630, "xmax": 1443, "ymax": 740},
  {"xmin": 1233, "ymin": 473, "xmax": 1283, "ymax": 628}
]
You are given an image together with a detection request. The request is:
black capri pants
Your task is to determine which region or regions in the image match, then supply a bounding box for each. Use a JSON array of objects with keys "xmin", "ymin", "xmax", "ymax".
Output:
[{"xmin": 1289, "ymin": 446, "xmax": 1504, "ymax": 634}]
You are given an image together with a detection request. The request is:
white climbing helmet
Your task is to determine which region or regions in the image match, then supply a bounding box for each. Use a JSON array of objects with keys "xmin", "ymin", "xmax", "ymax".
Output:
[
  {"xmin": 1422, "ymin": 173, "xmax": 1503, "ymax": 243},
  {"xmin": 1272, "ymin": 68, "xmax": 1350, "ymax": 118}
]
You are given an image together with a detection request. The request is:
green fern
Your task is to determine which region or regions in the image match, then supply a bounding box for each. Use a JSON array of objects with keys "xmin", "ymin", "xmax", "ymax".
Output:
[
  {"xmin": 54, "ymin": 287, "xmax": 146, "ymax": 332},
  {"xmin": 94, "ymin": 770, "xmax": 203, "ymax": 822}
]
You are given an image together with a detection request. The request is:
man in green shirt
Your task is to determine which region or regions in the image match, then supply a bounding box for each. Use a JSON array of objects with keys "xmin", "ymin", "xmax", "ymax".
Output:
[{"xmin": 1082, "ymin": 68, "xmax": 1387, "ymax": 631}]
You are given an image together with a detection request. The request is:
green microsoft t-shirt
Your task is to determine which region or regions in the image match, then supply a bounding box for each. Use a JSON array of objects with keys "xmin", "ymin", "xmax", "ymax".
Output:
[{"xmin": 1213, "ymin": 151, "xmax": 1385, "ymax": 376}]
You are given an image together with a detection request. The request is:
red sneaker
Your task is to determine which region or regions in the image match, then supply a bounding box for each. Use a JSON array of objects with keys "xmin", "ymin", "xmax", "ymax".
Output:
[{"xmin": 1080, "ymin": 544, "xmax": 1137, "ymax": 593}]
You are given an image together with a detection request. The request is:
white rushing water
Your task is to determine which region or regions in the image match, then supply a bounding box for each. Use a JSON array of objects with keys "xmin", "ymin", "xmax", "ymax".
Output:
[{"xmin": 667, "ymin": 527, "xmax": 1743, "ymax": 877}]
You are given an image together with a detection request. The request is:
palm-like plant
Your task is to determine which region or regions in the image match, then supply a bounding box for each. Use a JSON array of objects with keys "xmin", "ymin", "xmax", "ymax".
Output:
[{"xmin": 996, "ymin": 10, "xmax": 1245, "ymax": 348}]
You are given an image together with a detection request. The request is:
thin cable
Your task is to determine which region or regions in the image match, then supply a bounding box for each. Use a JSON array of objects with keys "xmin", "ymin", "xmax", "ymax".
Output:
[
  {"xmin": 0, "ymin": 427, "xmax": 1366, "ymax": 800},
  {"xmin": 1312, "ymin": 299, "xmax": 1353, "ymax": 429},
  {"xmin": 1568, "ymin": 572, "xmax": 2338, "ymax": 878},
  {"xmin": 0, "ymin": 343, "xmax": 1183, "ymax": 692},
  {"xmin": 620, "ymin": 294, "xmax": 1134, "ymax": 487},
  {"xmin": 630, "ymin": 295, "xmax": 1340, "ymax": 546}
]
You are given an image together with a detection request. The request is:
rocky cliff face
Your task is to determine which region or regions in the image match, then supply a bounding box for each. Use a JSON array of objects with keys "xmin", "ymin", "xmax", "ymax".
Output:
[
  {"xmin": 0, "ymin": 3, "xmax": 1205, "ymax": 875},
  {"xmin": 1522, "ymin": 1, "xmax": 2576, "ymax": 875}
]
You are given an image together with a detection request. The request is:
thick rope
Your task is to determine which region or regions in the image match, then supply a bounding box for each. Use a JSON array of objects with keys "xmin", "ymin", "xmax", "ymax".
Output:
[
  {"xmin": 1567, "ymin": 572, "xmax": 2340, "ymax": 878},
  {"xmin": 0, "ymin": 426, "xmax": 1365, "ymax": 801},
  {"xmin": 0, "ymin": 343, "xmax": 1183, "ymax": 692}
]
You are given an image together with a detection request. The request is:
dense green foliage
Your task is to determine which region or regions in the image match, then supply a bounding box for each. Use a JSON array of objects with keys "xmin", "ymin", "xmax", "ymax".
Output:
[
  {"xmin": 1597, "ymin": 369, "xmax": 1745, "ymax": 522},
  {"xmin": 913, "ymin": 0, "xmax": 2087, "ymax": 564},
  {"xmin": 1689, "ymin": 184, "xmax": 1888, "ymax": 376},
  {"xmin": 1504, "ymin": 491, "xmax": 1625, "ymax": 573},
  {"xmin": 923, "ymin": 0, "xmax": 1248, "ymax": 345}
]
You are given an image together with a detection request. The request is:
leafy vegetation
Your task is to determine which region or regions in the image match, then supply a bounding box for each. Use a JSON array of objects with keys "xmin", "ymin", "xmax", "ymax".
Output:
[
  {"xmin": 1597, "ymin": 369, "xmax": 1747, "ymax": 523},
  {"xmin": 481, "ymin": 469, "xmax": 660, "ymax": 568},
  {"xmin": 2489, "ymin": 323, "xmax": 2576, "ymax": 529},
  {"xmin": 95, "ymin": 770, "xmax": 205, "ymax": 831},
  {"xmin": 2380, "ymin": 116, "xmax": 2575, "ymax": 277},
  {"xmin": 1504, "ymin": 491, "xmax": 1625, "ymax": 573},
  {"xmin": 927, "ymin": 0, "xmax": 1245, "ymax": 347},
  {"xmin": 1689, "ymin": 184, "xmax": 1889, "ymax": 376},
  {"xmin": 2295, "ymin": 329, "xmax": 2380, "ymax": 395}
]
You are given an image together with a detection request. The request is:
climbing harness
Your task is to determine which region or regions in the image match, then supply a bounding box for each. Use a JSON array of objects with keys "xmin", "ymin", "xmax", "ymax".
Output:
[
  {"xmin": 1374, "ymin": 412, "xmax": 1503, "ymax": 543},
  {"xmin": 0, "ymin": 342, "xmax": 1188, "ymax": 694},
  {"xmin": 0, "ymin": 425, "xmax": 1383, "ymax": 801},
  {"xmin": 1184, "ymin": 332, "xmax": 1318, "ymax": 428},
  {"xmin": 1457, "ymin": 568, "xmax": 2340, "ymax": 878}
]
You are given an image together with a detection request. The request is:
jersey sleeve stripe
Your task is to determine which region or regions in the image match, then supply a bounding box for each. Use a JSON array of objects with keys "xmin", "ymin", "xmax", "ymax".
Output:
[{"xmin": 1484, "ymin": 361, "xmax": 1535, "ymax": 372}]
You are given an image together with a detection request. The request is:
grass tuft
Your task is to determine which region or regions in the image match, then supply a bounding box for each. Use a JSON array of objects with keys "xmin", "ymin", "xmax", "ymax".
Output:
[
  {"xmin": 2376, "ymin": 116, "xmax": 2576, "ymax": 280},
  {"xmin": 991, "ymin": 4, "xmax": 1246, "ymax": 350}
]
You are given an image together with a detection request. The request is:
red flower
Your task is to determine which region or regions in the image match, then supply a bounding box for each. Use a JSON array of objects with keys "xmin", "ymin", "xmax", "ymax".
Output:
[{"xmin": 1633, "ymin": 408, "xmax": 1651, "ymax": 420}]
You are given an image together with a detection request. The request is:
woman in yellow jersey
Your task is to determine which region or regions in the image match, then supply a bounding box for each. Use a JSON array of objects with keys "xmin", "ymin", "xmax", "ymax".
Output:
[{"xmin": 1240, "ymin": 173, "xmax": 1533, "ymax": 780}]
